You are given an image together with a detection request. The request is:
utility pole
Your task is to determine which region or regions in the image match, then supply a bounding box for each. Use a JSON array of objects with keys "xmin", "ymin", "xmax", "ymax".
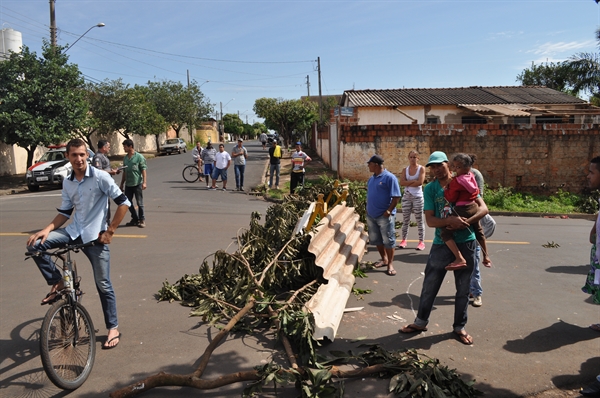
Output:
[
  {"xmin": 220, "ymin": 102, "xmax": 223, "ymax": 142},
  {"xmin": 49, "ymin": 0, "xmax": 57, "ymax": 48},
  {"xmin": 317, "ymin": 57, "xmax": 322, "ymax": 124},
  {"xmin": 187, "ymin": 69, "xmax": 194, "ymax": 144},
  {"xmin": 306, "ymin": 75, "xmax": 310, "ymax": 97}
]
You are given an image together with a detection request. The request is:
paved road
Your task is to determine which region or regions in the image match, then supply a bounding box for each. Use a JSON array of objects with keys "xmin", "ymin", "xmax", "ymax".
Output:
[{"xmin": 0, "ymin": 141, "xmax": 598, "ymax": 397}]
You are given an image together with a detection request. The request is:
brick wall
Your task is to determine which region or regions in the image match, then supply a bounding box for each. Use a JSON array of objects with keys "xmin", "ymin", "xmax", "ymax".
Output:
[{"xmin": 318, "ymin": 123, "xmax": 599, "ymax": 193}]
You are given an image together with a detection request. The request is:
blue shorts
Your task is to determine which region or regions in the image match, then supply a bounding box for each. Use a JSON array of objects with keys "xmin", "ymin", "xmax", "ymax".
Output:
[
  {"xmin": 212, "ymin": 167, "xmax": 228, "ymax": 181},
  {"xmin": 366, "ymin": 213, "xmax": 396, "ymax": 248},
  {"xmin": 204, "ymin": 163, "xmax": 214, "ymax": 176}
]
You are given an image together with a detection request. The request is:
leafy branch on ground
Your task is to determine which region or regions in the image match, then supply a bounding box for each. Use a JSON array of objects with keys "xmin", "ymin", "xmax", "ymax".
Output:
[{"xmin": 109, "ymin": 181, "xmax": 482, "ymax": 397}]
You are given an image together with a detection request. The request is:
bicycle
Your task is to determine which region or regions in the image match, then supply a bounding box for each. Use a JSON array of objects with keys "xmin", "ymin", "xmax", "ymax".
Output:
[
  {"xmin": 26, "ymin": 242, "xmax": 97, "ymax": 390},
  {"xmin": 182, "ymin": 163, "xmax": 202, "ymax": 183}
]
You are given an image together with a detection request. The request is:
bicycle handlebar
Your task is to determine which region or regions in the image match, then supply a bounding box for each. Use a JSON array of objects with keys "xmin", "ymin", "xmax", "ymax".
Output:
[{"xmin": 25, "ymin": 240, "xmax": 97, "ymax": 258}]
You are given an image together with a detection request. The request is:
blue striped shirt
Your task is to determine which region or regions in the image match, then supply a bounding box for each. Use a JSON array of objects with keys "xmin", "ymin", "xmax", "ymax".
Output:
[{"xmin": 58, "ymin": 165, "xmax": 130, "ymax": 243}]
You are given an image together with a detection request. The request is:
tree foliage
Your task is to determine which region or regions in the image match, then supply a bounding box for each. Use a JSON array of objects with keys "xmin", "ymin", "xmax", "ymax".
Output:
[
  {"xmin": 87, "ymin": 79, "xmax": 167, "ymax": 141},
  {"xmin": 0, "ymin": 43, "xmax": 88, "ymax": 167},
  {"xmin": 223, "ymin": 113, "xmax": 244, "ymax": 140},
  {"xmin": 516, "ymin": 28, "xmax": 600, "ymax": 104},
  {"xmin": 253, "ymin": 98, "xmax": 318, "ymax": 148},
  {"xmin": 143, "ymin": 79, "xmax": 213, "ymax": 139}
]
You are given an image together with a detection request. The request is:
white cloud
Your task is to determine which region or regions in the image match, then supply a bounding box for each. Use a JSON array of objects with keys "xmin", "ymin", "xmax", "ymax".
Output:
[
  {"xmin": 490, "ymin": 31, "xmax": 524, "ymax": 40},
  {"xmin": 527, "ymin": 40, "xmax": 595, "ymax": 56}
]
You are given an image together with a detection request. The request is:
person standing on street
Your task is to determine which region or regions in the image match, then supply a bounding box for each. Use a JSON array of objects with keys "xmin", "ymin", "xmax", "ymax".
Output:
[
  {"xmin": 366, "ymin": 155, "xmax": 401, "ymax": 277},
  {"xmin": 119, "ymin": 139, "xmax": 147, "ymax": 228},
  {"xmin": 191, "ymin": 142, "xmax": 203, "ymax": 183},
  {"xmin": 200, "ymin": 142, "xmax": 217, "ymax": 188},
  {"xmin": 211, "ymin": 143, "xmax": 231, "ymax": 191},
  {"xmin": 400, "ymin": 151, "xmax": 488, "ymax": 345},
  {"xmin": 580, "ymin": 156, "xmax": 600, "ymax": 397},
  {"xmin": 290, "ymin": 142, "xmax": 311, "ymax": 193},
  {"xmin": 398, "ymin": 150, "xmax": 426, "ymax": 251},
  {"xmin": 92, "ymin": 140, "xmax": 121, "ymax": 225},
  {"xmin": 260, "ymin": 132, "xmax": 268, "ymax": 150},
  {"xmin": 268, "ymin": 139, "xmax": 282, "ymax": 189},
  {"xmin": 27, "ymin": 138, "xmax": 130, "ymax": 349},
  {"xmin": 231, "ymin": 138, "xmax": 248, "ymax": 191}
]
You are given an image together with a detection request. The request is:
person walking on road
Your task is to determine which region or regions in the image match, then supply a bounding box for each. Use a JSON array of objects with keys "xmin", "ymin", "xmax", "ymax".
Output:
[
  {"xmin": 211, "ymin": 144, "xmax": 231, "ymax": 191},
  {"xmin": 366, "ymin": 155, "xmax": 401, "ymax": 277},
  {"xmin": 191, "ymin": 142, "xmax": 203, "ymax": 183},
  {"xmin": 398, "ymin": 150, "xmax": 426, "ymax": 251},
  {"xmin": 119, "ymin": 139, "xmax": 147, "ymax": 228},
  {"xmin": 469, "ymin": 166, "xmax": 496, "ymax": 308},
  {"xmin": 580, "ymin": 155, "xmax": 600, "ymax": 396},
  {"xmin": 268, "ymin": 139, "xmax": 282, "ymax": 189},
  {"xmin": 200, "ymin": 142, "xmax": 216, "ymax": 188},
  {"xmin": 400, "ymin": 151, "xmax": 489, "ymax": 345},
  {"xmin": 290, "ymin": 142, "xmax": 311, "ymax": 194},
  {"xmin": 260, "ymin": 132, "xmax": 268, "ymax": 150},
  {"xmin": 92, "ymin": 140, "xmax": 121, "ymax": 225},
  {"xmin": 231, "ymin": 138, "xmax": 248, "ymax": 191},
  {"xmin": 27, "ymin": 138, "xmax": 129, "ymax": 349}
]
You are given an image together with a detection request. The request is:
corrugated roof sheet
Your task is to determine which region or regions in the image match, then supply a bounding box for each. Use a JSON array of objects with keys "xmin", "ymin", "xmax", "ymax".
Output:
[
  {"xmin": 342, "ymin": 86, "xmax": 587, "ymax": 107},
  {"xmin": 304, "ymin": 203, "xmax": 368, "ymax": 341},
  {"xmin": 459, "ymin": 104, "xmax": 531, "ymax": 117}
]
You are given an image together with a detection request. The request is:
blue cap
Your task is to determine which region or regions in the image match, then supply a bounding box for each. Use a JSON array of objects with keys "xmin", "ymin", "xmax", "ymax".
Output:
[
  {"xmin": 426, "ymin": 151, "xmax": 448, "ymax": 166},
  {"xmin": 296, "ymin": 141, "xmax": 302, "ymax": 145}
]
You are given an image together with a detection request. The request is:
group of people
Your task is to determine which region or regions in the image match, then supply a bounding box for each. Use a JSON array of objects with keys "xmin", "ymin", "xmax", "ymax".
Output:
[
  {"xmin": 365, "ymin": 150, "xmax": 600, "ymax": 356},
  {"xmin": 191, "ymin": 139, "xmax": 249, "ymax": 192},
  {"xmin": 365, "ymin": 151, "xmax": 487, "ymax": 345}
]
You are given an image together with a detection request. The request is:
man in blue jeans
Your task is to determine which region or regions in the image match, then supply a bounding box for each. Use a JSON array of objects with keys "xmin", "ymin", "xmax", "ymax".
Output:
[
  {"xmin": 400, "ymin": 151, "xmax": 488, "ymax": 345},
  {"xmin": 365, "ymin": 155, "xmax": 401, "ymax": 276},
  {"xmin": 27, "ymin": 138, "xmax": 130, "ymax": 349}
]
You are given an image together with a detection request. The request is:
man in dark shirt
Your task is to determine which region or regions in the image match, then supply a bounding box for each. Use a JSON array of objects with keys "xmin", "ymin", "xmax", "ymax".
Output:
[{"xmin": 268, "ymin": 140, "xmax": 282, "ymax": 189}]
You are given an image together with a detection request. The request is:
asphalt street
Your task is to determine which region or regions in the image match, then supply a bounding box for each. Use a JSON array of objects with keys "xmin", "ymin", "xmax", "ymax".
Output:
[{"xmin": 0, "ymin": 140, "xmax": 598, "ymax": 397}]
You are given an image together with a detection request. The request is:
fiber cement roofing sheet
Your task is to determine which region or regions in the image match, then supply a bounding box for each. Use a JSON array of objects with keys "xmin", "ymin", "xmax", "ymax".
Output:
[{"xmin": 344, "ymin": 86, "xmax": 586, "ymax": 107}]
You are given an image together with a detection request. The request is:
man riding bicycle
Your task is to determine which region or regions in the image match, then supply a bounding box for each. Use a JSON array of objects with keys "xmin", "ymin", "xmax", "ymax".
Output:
[{"xmin": 26, "ymin": 138, "xmax": 130, "ymax": 349}]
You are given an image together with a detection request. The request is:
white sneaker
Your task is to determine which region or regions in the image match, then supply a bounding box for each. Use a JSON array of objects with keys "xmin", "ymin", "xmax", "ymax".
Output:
[{"xmin": 473, "ymin": 296, "xmax": 482, "ymax": 307}]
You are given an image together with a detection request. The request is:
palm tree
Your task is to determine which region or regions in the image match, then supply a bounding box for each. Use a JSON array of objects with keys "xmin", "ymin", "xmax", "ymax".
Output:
[{"xmin": 568, "ymin": 28, "xmax": 600, "ymax": 103}]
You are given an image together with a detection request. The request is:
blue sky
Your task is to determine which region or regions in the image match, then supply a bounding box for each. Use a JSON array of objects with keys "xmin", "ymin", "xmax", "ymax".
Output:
[{"xmin": 1, "ymin": 0, "xmax": 599, "ymax": 123}]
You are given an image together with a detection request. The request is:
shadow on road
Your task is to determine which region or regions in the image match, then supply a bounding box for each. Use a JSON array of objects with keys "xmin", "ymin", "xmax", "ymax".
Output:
[{"xmin": 504, "ymin": 320, "xmax": 600, "ymax": 353}]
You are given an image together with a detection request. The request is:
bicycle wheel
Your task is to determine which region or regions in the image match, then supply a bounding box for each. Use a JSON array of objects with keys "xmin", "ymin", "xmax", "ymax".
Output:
[
  {"xmin": 182, "ymin": 165, "xmax": 199, "ymax": 182},
  {"xmin": 40, "ymin": 298, "xmax": 96, "ymax": 390}
]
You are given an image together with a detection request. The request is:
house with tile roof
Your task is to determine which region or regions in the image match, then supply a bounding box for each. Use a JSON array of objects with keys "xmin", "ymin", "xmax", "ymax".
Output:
[{"xmin": 314, "ymin": 86, "xmax": 600, "ymax": 193}]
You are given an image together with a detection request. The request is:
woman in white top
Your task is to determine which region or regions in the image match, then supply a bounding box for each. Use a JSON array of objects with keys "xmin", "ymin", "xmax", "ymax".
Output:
[{"xmin": 398, "ymin": 150, "xmax": 426, "ymax": 250}]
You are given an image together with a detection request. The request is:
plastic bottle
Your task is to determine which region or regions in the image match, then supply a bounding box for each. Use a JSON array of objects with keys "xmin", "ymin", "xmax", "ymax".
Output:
[{"xmin": 64, "ymin": 269, "xmax": 72, "ymax": 290}]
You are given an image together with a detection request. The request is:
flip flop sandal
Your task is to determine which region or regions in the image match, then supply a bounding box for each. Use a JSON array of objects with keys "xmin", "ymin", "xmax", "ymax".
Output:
[
  {"xmin": 372, "ymin": 260, "xmax": 386, "ymax": 268},
  {"xmin": 102, "ymin": 333, "xmax": 122, "ymax": 350},
  {"xmin": 41, "ymin": 291, "xmax": 59, "ymax": 305},
  {"xmin": 386, "ymin": 269, "xmax": 397, "ymax": 276},
  {"xmin": 399, "ymin": 324, "xmax": 427, "ymax": 334},
  {"xmin": 590, "ymin": 324, "xmax": 600, "ymax": 332},
  {"xmin": 453, "ymin": 331, "xmax": 473, "ymax": 345}
]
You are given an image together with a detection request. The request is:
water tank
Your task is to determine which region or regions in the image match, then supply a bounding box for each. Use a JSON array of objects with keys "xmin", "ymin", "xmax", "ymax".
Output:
[{"xmin": 0, "ymin": 28, "xmax": 23, "ymax": 60}]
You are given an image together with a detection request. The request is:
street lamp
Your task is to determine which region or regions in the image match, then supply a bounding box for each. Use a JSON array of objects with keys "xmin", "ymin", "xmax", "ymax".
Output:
[
  {"xmin": 64, "ymin": 23, "xmax": 105, "ymax": 53},
  {"xmin": 199, "ymin": 80, "xmax": 209, "ymax": 89}
]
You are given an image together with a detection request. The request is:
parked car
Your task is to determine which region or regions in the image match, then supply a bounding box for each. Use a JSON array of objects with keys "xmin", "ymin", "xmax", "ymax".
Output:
[
  {"xmin": 267, "ymin": 133, "xmax": 277, "ymax": 143},
  {"xmin": 25, "ymin": 146, "xmax": 71, "ymax": 192},
  {"xmin": 159, "ymin": 138, "xmax": 187, "ymax": 155}
]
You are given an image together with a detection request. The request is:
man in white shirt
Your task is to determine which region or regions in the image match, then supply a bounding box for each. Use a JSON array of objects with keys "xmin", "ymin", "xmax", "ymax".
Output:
[{"xmin": 210, "ymin": 144, "xmax": 231, "ymax": 191}]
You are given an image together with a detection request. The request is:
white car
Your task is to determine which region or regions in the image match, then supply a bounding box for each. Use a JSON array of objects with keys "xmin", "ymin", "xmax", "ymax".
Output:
[
  {"xmin": 25, "ymin": 146, "xmax": 71, "ymax": 192},
  {"xmin": 159, "ymin": 138, "xmax": 187, "ymax": 155}
]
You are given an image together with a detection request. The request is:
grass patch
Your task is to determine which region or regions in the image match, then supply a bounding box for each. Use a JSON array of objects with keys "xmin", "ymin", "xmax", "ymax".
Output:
[{"xmin": 485, "ymin": 186, "xmax": 599, "ymax": 214}]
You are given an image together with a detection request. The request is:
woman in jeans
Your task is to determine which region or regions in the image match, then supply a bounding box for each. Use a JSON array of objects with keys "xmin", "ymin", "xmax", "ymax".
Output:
[{"xmin": 398, "ymin": 150, "xmax": 426, "ymax": 251}]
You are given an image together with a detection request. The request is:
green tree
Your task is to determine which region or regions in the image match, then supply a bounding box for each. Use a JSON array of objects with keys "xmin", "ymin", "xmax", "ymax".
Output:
[
  {"xmin": 87, "ymin": 79, "xmax": 167, "ymax": 143},
  {"xmin": 516, "ymin": 28, "xmax": 600, "ymax": 104},
  {"xmin": 253, "ymin": 98, "xmax": 318, "ymax": 148},
  {"xmin": 568, "ymin": 28, "xmax": 600, "ymax": 104},
  {"xmin": 223, "ymin": 113, "xmax": 244, "ymax": 140},
  {"xmin": 516, "ymin": 61, "xmax": 575, "ymax": 93},
  {"xmin": 143, "ymin": 79, "xmax": 213, "ymax": 142},
  {"xmin": 0, "ymin": 43, "xmax": 88, "ymax": 167}
]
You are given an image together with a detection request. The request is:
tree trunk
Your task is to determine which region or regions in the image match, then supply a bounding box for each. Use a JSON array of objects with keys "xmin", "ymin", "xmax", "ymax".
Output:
[{"xmin": 25, "ymin": 145, "xmax": 37, "ymax": 169}]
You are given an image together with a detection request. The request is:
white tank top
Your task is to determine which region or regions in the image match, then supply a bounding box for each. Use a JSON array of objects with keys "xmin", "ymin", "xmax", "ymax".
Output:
[{"xmin": 404, "ymin": 165, "xmax": 423, "ymax": 197}]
